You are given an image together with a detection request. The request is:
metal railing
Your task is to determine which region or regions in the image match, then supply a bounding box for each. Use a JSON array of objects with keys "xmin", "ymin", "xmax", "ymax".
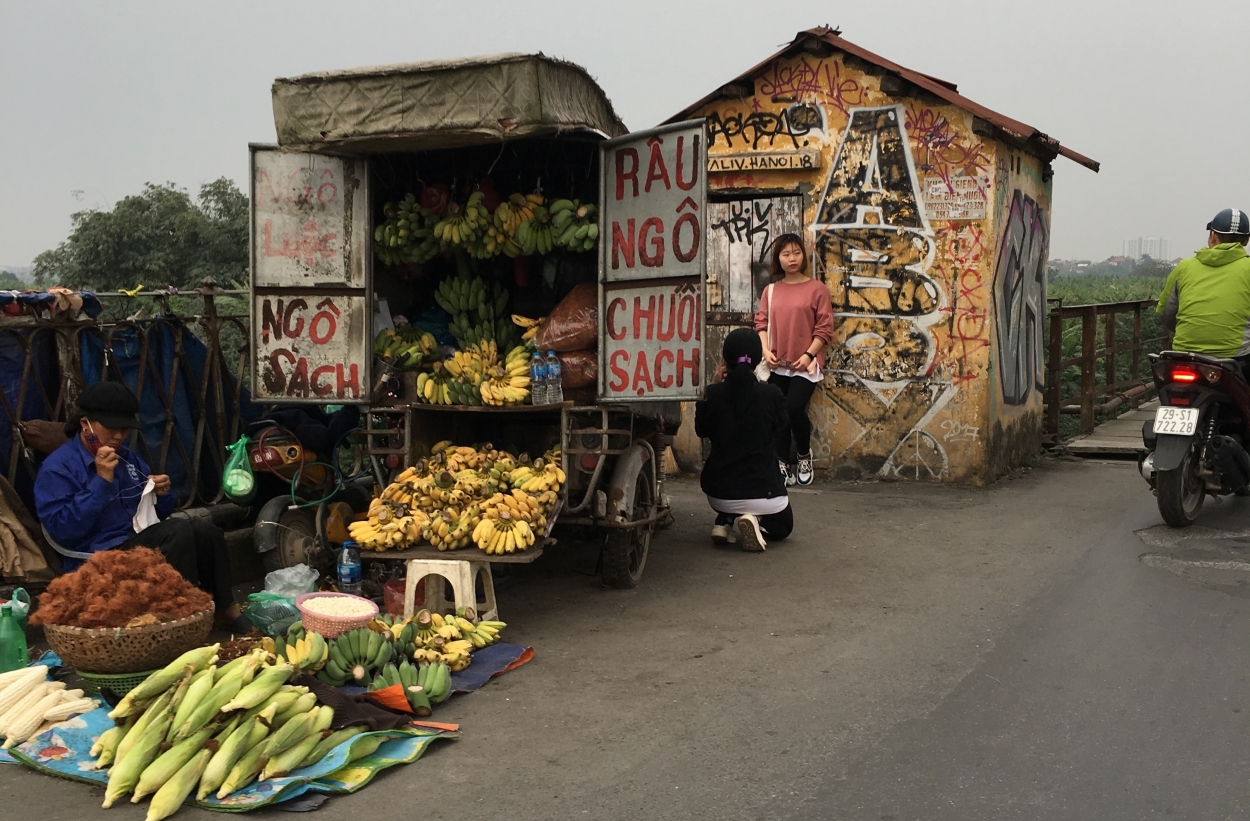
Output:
[
  {"xmin": 0, "ymin": 279, "xmax": 250, "ymax": 508},
  {"xmin": 1044, "ymin": 298, "xmax": 1163, "ymax": 439}
]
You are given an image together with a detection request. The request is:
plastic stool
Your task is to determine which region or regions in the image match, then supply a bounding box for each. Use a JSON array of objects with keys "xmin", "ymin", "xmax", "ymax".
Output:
[{"xmin": 402, "ymin": 559, "xmax": 498, "ymax": 621}]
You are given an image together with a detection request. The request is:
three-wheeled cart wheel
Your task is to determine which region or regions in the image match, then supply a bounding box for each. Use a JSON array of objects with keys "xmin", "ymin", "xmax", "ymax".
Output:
[{"xmin": 600, "ymin": 447, "xmax": 657, "ymax": 589}]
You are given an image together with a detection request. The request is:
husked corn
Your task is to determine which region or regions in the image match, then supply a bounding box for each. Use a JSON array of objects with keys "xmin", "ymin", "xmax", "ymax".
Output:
[{"xmin": 301, "ymin": 596, "xmax": 373, "ymax": 618}]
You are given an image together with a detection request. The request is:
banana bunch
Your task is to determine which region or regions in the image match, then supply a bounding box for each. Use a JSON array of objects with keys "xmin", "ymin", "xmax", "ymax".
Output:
[
  {"xmin": 434, "ymin": 272, "xmax": 485, "ymax": 317},
  {"xmin": 485, "ymin": 487, "xmax": 551, "ymax": 529},
  {"xmin": 460, "ymin": 619, "xmax": 506, "ymax": 650},
  {"xmin": 512, "ymin": 314, "xmax": 546, "ymax": 344},
  {"xmin": 367, "ymin": 661, "xmax": 433, "ymax": 716},
  {"xmin": 93, "ymin": 645, "xmax": 362, "ymax": 817},
  {"xmin": 374, "ymin": 194, "xmax": 440, "ymax": 265},
  {"xmin": 348, "ymin": 499, "xmax": 426, "ymax": 551},
  {"xmin": 273, "ymin": 631, "xmax": 327, "ymax": 674},
  {"xmin": 479, "ymin": 368, "xmax": 530, "ymax": 406},
  {"xmin": 549, "ymin": 199, "xmax": 600, "ymax": 253},
  {"xmin": 422, "ymin": 506, "xmax": 479, "ymax": 551},
  {"xmin": 318, "ymin": 627, "xmax": 394, "ymax": 687},
  {"xmin": 374, "ymin": 328, "xmax": 439, "ymax": 370},
  {"xmin": 508, "ymin": 459, "xmax": 566, "ymax": 493},
  {"xmin": 474, "ymin": 509, "xmax": 537, "ymax": 554},
  {"xmin": 493, "ymin": 193, "xmax": 543, "ymax": 257},
  {"xmin": 515, "ymin": 205, "xmax": 555, "ymax": 255},
  {"xmin": 443, "ymin": 348, "xmax": 488, "ymax": 385},
  {"xmin": 414, "ymin": 366, "xmax": 452, "ymax": 406}
]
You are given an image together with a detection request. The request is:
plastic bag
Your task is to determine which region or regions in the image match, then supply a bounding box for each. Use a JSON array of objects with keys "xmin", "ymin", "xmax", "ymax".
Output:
[
  {"xmin": 265, "ymin": 564, "xmax": 320, "ymax": 597},
  {"xmin": 222, "ymin": 435, "xmax": 256, "ymax": 505},
  {"xmin": 0, "ymin": 588, "xmax": 30, "ymax": 630},
  {"xmin": 558, "ymin": 350, "xmax": 598, "ymax": 388},
  {"xmin": 242, "ymin": 592, "xmax": 300, "ymax": 637},
  {"xmin": 536, "ymin": 283, "xmax": 598, "ymax": 352}
]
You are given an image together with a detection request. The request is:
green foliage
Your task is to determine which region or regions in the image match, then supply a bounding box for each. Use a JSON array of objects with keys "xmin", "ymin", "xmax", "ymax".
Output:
[
  {"xmin": 31, "ymin": 179, "xmax": 247, "ymax": 292},
  {"xmin": 0, "ymin": 271, "xmax": 28, "ymax": 290}
]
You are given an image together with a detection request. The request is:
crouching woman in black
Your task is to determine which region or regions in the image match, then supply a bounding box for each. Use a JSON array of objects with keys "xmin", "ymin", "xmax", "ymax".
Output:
[{"xmin": 695, "ymin": 328, "xmax": 793, "ymax": 551}]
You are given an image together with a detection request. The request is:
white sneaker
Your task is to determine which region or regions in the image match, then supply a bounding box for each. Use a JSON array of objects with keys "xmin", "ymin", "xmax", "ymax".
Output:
[
  {"xmin": 710, "ymin": 524, "xmax": 737, "ymax": 545},
  {"xmin": 735, "ymin": 514, "xmax": 767, "ymax": 551},
  {"xmin": 779, "ymin": 460, "xmax": 796, "ymax": 487},
  {"xmin": 797, "ymin": 452, "xmax": 814, "ymax": 486}
]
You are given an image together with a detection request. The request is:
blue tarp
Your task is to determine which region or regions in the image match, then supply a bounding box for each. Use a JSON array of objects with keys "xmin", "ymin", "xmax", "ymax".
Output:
[{"xmin": 0, "ymin": 327, "xmax": 61, "ymax": 509}]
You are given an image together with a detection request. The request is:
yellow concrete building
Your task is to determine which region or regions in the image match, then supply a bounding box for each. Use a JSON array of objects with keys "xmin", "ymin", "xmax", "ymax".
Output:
[{"xmin": 669, "ymin": 27, "xmax": 1098, "ymax": 484}]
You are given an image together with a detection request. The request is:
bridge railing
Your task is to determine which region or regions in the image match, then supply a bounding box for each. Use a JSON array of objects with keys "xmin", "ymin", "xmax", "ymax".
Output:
[{"xmin": 1044, "ymin": 298, "xmax": 1164, "ymax": 440}]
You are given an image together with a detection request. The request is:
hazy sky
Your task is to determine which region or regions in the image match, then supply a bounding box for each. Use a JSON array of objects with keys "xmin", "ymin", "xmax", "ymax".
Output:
[{"xmin": 2, "ymin": 1, "xmax": 1247, "ymax": 269}]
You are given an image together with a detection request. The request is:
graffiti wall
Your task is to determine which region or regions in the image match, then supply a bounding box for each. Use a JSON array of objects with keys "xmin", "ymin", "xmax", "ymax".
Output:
[{"xmin": 685, "ymin": 51, "xmax": 1052, "ymax": 483}]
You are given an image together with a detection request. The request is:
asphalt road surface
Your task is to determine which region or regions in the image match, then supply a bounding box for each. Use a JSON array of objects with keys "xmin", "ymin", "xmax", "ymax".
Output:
[{"xmin": 6, "ymin": 457, "xmax": 1245, "ymax": 819}]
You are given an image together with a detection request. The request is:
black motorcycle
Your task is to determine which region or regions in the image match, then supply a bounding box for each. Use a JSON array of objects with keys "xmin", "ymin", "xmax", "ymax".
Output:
[{"xmin": 1140, "ymin": 351, "xmax": 1250, "ymax": 526}]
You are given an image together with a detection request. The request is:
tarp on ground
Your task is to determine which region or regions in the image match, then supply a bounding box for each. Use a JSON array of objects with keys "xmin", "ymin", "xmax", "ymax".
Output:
[{"xmin": 271, "ymin": 53, "xmax": 628, "ymax": 153}]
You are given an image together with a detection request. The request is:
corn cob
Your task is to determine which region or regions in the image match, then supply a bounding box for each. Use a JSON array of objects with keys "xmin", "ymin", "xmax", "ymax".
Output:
[
  {"xmin": 113, "ymin": 689, "xmax": 174, "ymax": 772},
  {"xmin": 118, "ymin": 644, "xmax": 218, "ymax": 712},
  {"xmin": 167, "ymin": 669, "xmax": 214, "ymax": 742},
  {"xmin": 270, "ymin": 692, "xmax": 317, "ymax": 729},
  {"xmin": 132, "ymin": 725, "xmax": 215, "ymax": 801},
  {"xmin": 91, "ymin": 722, "xmax": 128, "ymax": 765},
  {"xmin": 261, "ymin": 731, "xmax": 321, "ymax": 780},
  {"xmin": 102, "ymin": 712, "xmax": 173, "ymax": 808},
  {"xmin": 347, "ymin": 734, "xmax": 388, "ymax": 762},
  {"xmin": 0, "ymin": 682, "xmax": 61, "ymax": 737},
  {"xmin": 299, "ymin": 725, "xmax": 367, "ymax": 770},
  {"xmin": 197, "ymin": 703, "xmax": 276, "ymax": 801},
  {"xmin": 2, "ymin": 689, "xmax": 66, "ymax": 748},
  {"xmin": 43, "ymin": 697, "xmax": 99, "ymax": 723},
  {"xmin": 219, "ymin": 663, "xmax": 292, "ymax": 713},
  {"xmin": 259, "ymin": 708, "xmax": 318, "ymax": 763},
  {"xmin": 216, "ymin": 738, "xmax": 266, "ymax": 799},
  {"xmin": 170, "ymin": 658, "xmax": 255, "ymax": 743},
  {"xmin": 145, "ymin": 748, "xmax": 212, "ymax": 821}
]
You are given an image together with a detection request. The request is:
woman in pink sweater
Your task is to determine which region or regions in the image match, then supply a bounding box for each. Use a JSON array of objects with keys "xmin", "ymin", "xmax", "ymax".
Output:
[{"xmin": 754, "ymin": 233, "xmax": 835, "ymax": 485}]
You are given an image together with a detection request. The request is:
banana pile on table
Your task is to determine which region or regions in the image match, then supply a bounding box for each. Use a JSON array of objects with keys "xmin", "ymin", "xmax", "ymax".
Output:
[
  {"xmin": 373, "ymin": 327, "xmax": 440, "ymax": 371},
  {"xmin": 350, "ymin": 442, "xmax": 563, "ymax": 553},
  {"xmin": 91, "ymin": 645, "xmax": 380, "ymax": 820},
  {"xmin": 549, "ymin": 198, "xmax": 600, "ymax": 253}
]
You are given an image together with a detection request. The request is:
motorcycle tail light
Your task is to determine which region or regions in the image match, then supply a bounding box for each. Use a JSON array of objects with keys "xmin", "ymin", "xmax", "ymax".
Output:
[
  {"xmin": 257, "ymin": 446, "xmax": 284, "ymax": 466},
  {"xmin": 1170, "ymin": 367, "xmax": 1200, "ymax": 383},
  {"xmin": 1170, "ymin": 396, "xmax": 1191, "ymax": 406}
]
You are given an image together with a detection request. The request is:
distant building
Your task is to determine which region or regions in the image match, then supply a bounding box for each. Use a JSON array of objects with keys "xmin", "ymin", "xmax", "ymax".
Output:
[{"xmin": 1123, "ymin": 237, "xmax": 1170, "ymax": 261}]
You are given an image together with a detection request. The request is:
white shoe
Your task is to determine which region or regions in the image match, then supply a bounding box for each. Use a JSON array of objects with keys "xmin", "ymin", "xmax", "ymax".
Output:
[
  {"xmin": 735, "ymin": 514, "xmax": 767, "ymax": 551},
  {"xmin": 710, "ymin": 524, "xmax": 737, "ymax": 545},
  {"xmin": 779, "ymin": 460, "xmax": 796, "ymax": 487},
  {"xmin": 797, "ymin": 452, "xmax": 814, "ymax": 486}
]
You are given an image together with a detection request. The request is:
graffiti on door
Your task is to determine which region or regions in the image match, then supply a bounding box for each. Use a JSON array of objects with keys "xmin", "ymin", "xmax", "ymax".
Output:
[{"xmin": 994, "ymin": 191, "xmax": 1048, "ymax": 405}]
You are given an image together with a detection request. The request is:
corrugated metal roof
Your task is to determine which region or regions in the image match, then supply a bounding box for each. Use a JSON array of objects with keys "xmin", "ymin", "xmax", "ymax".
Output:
[{"xmin": 666, "ymin": 27, "xmax": 1099, "ymax": 173}]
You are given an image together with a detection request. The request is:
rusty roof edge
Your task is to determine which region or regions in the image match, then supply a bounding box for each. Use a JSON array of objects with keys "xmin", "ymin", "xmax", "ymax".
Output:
[{"xmin": 662, "ymin": 27, "xmax": 1099, "ymax": 173}]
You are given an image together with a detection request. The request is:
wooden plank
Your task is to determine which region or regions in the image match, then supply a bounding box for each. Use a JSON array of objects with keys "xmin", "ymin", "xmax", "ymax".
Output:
[
  {"xmin": 706, "ymin": 202, "xmax": 729, "ymax": 309},
  {"xmin": 363, "ymin": 542, "xmax": 547, "ymax": 564}
]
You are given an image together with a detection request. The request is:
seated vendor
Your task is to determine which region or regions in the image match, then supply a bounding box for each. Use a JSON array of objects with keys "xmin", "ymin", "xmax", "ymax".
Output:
[{"xmin": 33, "ymin": 382, "xmax": 249, "ymax": 632}]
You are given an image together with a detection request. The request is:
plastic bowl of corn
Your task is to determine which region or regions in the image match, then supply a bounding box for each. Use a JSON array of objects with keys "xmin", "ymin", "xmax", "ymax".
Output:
[{"xmin": 294, "ymin": 592, "xmax": 378, "ymax": 638}]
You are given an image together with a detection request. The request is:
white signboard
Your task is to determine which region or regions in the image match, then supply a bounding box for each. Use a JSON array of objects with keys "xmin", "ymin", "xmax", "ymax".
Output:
[
  {"xmin": 922, "ymin": 174, "xmax": 989, "ymax": 221},
  {"xmin": 599, "ymin": 121, "xmax": 708, "ymax": 402}
]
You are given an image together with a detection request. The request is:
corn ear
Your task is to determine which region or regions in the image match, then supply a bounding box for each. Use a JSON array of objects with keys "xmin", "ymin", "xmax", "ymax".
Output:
[
  {"xmin": 132, "ymin": 725, "xmax": 214, "ymax": 801},
  {"xmin": 167, "ymin": 669, "xmax": 214, "ymax": 742},
  {"xmin": 197, "ymin": 704, "xmax": 275, "ymax": 801},
  {"xmin": 102, "ymin": 712, "xmax": 173, "ymax": 808},
  {"xmin": 169, "ymin": 659, "xmax": 253, "ymax": 744},
  {"xmin": 145, "ymin": 748, "xmax": 212, "ymax": 821},
  {"xmin": 261, "ymin": 709, "xmax": 318, "ymax": 762},
  {"xmin": 113, "ymin": 689, "xmax": 174, "ymax": 773},
  {"xmin": 261, "ymin": 731, "xmax": 321, "ymax": 781},
  {"xmin": 91, "ymin": 722, "xmax": 127, "ymax": 762},
  {"xmin": 217, "ymin": 738, "xmax": 266, "ymax": 799},
  {"xmin": 43, "ymin": 697, "xmax": 100, "ymax": 723},
  {"xmin": 347, "ymin": 734, "xmax": 388, "ymax": 762},
  {"xmin": 3, "ymin": 689, "xmax": 66, "ymax": 749},
  {"xmin": 219, "ymin": 663, "xmax": 292, "ymax": 713},
  {"xmin": 122, "ymin": 644, "xmax": 218, "ymax": 708},
  {"xmin": 270, "ymin": 693, "xmax": 316, "ymax": 729},
  {"xmin": 300, "ymin": 725, "xmax": 366, "ymax": 770}
]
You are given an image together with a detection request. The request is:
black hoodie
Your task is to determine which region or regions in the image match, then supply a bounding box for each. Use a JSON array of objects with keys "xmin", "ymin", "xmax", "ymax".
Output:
[{"xmin": 694, "ymin": 379, "xmax": 788, "ymax": 501}]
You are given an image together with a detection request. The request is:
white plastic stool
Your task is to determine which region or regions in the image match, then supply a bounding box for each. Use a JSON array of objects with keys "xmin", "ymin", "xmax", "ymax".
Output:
[{"xmin": 402, "ymin": 558, "xmax": 498, "ymax": 621}]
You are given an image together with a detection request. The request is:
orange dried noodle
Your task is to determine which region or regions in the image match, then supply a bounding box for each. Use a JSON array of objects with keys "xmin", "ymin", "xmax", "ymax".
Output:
[{"xmin": 30, "ymin": 547, "xmax": 212, "ymax": 628}]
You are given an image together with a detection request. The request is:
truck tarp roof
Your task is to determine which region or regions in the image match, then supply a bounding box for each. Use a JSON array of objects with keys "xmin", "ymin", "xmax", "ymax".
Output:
[{"xmin": 271, "ymin": 52, "xmax": 628, "ymax": 153}]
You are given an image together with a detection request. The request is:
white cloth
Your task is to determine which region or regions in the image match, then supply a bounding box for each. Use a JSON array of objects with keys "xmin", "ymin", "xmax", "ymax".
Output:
[
  {"xmin": 705, "ymin": 494, "xmax": 789, "ymax": 516},
  {"xmin": 132, "ymin": 477, "xmax": 159, "ymax": 533},
  {"xmin": 770, "ymin": 363, "xmax": 823, "ymax": 383}
]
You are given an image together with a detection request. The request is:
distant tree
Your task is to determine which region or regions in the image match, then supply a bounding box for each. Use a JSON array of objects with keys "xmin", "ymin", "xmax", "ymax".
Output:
[
  {"xmin": 0, "ymin": 271, "xmax": 27, "ymax": 289},
  {"xmin": 1134, "ymin": 255, "xmax": 1172, "ymax": 278},
  {"xmin": 31, "ymin": 179, "xmax": 248, "ymax": 291}
]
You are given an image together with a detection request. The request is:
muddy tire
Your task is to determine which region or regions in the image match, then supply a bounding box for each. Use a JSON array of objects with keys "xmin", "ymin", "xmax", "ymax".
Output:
[
  {"xmin": 600, "ymin": 468, "xmax": 655, "ymax": 589},
  {"xmin": 1157, "ymin": 447, "xmax": 1204, "ymax": 527},
  {"xmin": 261, "ymin": 507, "xmax": 318, "ymax": 572}
]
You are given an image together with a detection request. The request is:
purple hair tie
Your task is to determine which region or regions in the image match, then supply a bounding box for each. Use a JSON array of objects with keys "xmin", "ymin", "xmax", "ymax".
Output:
[{"xmin": 737, "ymin": 355, "xmax": 753, "ymax": 363}]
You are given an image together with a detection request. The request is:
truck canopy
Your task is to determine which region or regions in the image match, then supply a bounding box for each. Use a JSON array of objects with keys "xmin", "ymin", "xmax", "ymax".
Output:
[{"xmin": 271, "ymin": 53, "xmax": 628, "ymax": 153}]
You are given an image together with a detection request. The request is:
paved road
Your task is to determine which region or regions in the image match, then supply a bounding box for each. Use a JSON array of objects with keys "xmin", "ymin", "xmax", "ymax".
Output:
[{"xmin": 9, "ymin": 456, "xmax": 1243, "ymax": 819}]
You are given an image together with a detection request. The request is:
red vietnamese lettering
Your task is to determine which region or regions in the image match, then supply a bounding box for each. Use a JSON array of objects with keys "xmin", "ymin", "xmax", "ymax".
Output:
[
  {"xmin": 615, "ymin": 148, "xmax": 639, "ymax": 200},
  {"xmin": 336, "ymin": 363, "xmax": 361, "ymax": 399},
  {"xmin": 654, "ymin": 350, "xmax": 675, "ymax": 388},
  {"xmin": 287, "ymin": 357, "xmax": 311, "ymax": 396},
  {"xmin": 283, "ymin": 298, "xmax": 307, "ymax": 338},
  {"xmin": 645, "ymin": 137, "xmax": 671, "ymax": 192},
  {"xmin": 677, "ymin": 294, "xmax": 697, "ymax": 342},
  {"xmin": 656, "ymin": 293, "xmax": 677, "ymax": 342},
  {"xmin": 639, "ymin": 218, "xmax": 665, "ymax": 267},
  {"xmin": 606, "ymin": 297, "xmax": 628, "ymax": 340},
  {"xmin": 264, "ymin": 349, "xmax": 295, "ymax": 394},
  {"xmin": 675, "ymin": 134, "xmax": 700, "ymax": 191},
  {"xmin": 316, "ymin": 169, "xmax": 337, "ymax": 204},
  {"xmin": 676, "ymin": 348, "xmax": 700, "ymax": 387},
  {"xmin": 261, "ymin": 298, "xmax": 283, "ymax": 342},
  {"xmin": 673, "ymin": 211, "xmax": 700, "ymax": 264},
  {"xmin": 608, "ymin": 350, "xmax": 630, "ymax": 392},
  {"xmin": 311, "ymin": 366, "xmax": 336, "ymax": 397},
  {"xmin": 632, "ymin": 351, "xmax": 655, "ymax": 396},
  {"xmin": 611, "ymin": 219, "xmax": 636, "ymax": 269},
  {"xmin": 633, "ymin": 295, "xmax": 657, "ymax": 340},
  {"xmin": 309, "ymin": 298, "xmax": 340, "ymax": 345}
]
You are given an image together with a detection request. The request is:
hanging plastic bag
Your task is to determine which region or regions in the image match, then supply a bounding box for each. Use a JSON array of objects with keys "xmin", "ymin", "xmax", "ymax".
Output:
[
  {"xmin": 535, "ymin": 283, "xmax": 598, "ymax": 352},
  {"xmin": 222, "ymin": 435, "xmax": 256, "ymax": 505},
  {"xmin": 242, "ymin": 592, "xmax": 300, "ymax": 637},
  {"xmin": 265, "ymin": 564, "xmax": 320, "ymax": 597},
  {"xmin": 0, "ymin": 588, "xmax": 30, "ymax": 630}
]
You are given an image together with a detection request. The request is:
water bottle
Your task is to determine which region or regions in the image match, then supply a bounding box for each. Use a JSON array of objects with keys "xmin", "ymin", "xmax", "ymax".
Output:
[
  {"xmin": 546, "ymin": 350, "xmax": 564, "ymax": 404},
  {"xmin": 337, "ymin": 542, "xmax": 362, "ymax": 596},
  {"xmin": 0, "ymin": 604, "xmax": 27, "ymax": 674},
  {"xmin": 530, "ymin": 352, "xmax": 548, "ymax": 405}
]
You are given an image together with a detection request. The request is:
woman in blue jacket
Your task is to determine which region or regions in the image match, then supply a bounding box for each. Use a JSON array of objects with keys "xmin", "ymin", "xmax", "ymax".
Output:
[{"xmin": 34, "ymin": 382, "xmax": 248, "ymax": 631}]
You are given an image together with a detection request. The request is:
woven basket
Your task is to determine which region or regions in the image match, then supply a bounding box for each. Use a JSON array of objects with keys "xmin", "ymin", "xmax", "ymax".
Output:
[
  {"xmin": 42, "ymin": 606, "xmax": 214, "ymax": 674},
  {"xmin": 295, "ymin": 592, "xmax": 376, "ymax": 639}
]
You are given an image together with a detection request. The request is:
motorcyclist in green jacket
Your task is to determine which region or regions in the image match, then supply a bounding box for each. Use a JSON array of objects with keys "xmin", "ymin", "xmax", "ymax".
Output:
[{"xmin": 1158, "ymin": 208, "xmax": 1250, "ymax": 363}]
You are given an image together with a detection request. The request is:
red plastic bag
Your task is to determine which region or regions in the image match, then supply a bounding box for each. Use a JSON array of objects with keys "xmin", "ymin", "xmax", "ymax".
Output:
[
  {"xmin": 536, "ymin": 283, "xmax": 597, "ymax": 352},
  {"xmin": 383, "ymin": 577, "xmax": 423, "ymax": 617},
  {"xmin": 558, "ymin": 350, "xmax": 597, "ymax": 388}
]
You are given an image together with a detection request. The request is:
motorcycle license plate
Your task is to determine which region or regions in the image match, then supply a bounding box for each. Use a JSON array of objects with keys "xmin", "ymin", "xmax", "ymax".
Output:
[{"xmin": 1153, "ymin": 406, "xmax": 1199, "ymax": 435}]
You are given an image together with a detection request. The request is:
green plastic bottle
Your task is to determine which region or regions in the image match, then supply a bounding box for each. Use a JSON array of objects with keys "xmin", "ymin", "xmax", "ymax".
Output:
[{"xmin": 0, "ymin": 604, "xmax": 27, "ymax": 673}]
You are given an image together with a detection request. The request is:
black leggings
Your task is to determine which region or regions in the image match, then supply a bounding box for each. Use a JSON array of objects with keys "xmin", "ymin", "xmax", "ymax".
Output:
[
  {"xmin": 768, "ymin": 373, "xmax": 818, "ymax": 460},
  {"xmin": 712, "ymin": 503, "xmax": 794, "ymax": 541},
  {"xmin": 120, "ymin": 518, "xmax": 235, "ymax": 612}
]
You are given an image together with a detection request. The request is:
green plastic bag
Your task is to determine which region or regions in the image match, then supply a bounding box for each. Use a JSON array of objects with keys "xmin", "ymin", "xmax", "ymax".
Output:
[{"xmin": 222, "ymin": 435, "xmax": 256, "ymax": 505}]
